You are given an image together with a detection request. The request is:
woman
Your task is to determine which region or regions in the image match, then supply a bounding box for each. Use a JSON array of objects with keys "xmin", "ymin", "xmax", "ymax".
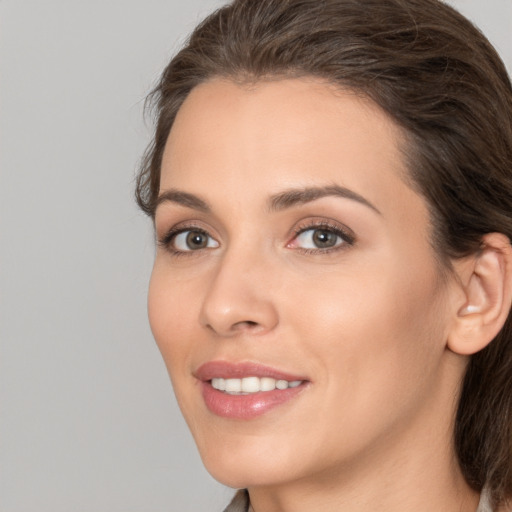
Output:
[{"xmin": 136, "ymin": 0, "xmax": 512, "ymax": 510}]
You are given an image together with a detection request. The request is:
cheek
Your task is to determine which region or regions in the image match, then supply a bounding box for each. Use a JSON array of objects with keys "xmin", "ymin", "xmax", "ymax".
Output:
[
  {"xmin": 147, "ymin": 266, "xmax": 199, "ymax": 375},
  {"xmin": 284, "ymin": 260, "xmax": 448, "ymax": 415}
]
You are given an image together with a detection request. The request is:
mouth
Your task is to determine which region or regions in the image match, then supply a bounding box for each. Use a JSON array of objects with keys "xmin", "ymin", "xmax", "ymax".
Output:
[
  {"xmin": 211, "ymin": 376, "xmax": 303, "ymax": 395},
  {"xmin": 195, "ymin": 361, "xmax": 309, "ymax": 419}
]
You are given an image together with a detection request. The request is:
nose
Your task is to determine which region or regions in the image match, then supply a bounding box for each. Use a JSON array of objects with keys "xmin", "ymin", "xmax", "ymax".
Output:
[{"xmin": 199, "ymin": 249, "xmax": 279, "ymax": 337}]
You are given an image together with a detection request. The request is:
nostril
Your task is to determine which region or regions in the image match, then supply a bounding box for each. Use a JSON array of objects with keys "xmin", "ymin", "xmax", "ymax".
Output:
[
  {"xmin": 233, "ymin": 320, "xmax": 260, "ymax": 331},
  {"xmin": 200, "ymin": 290, "xmax": 279, "ymax": 336},
  {"xmin": 205, "ymin": 320, "xmax": 260, "ymax": 334}
]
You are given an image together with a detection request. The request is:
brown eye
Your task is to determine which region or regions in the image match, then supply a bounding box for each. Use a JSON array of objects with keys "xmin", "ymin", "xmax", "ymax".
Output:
[
  {"xmin": 172, "ymin": 229, "xmax": 219, "ymax": 252},
  {"xmin": 294, "ymin": 227, "xmax": 346, "ymax": 250},
  {"xmin": 186, "ymin": 231, "xmax": 208, "ymax": 249},
  {"xmin": 312, "ymin": 229, "xmax": 339, "ymax": 248}
]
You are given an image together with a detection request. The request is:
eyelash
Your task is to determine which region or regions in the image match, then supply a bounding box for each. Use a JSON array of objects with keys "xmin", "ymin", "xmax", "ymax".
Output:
[
  {"xmin": 158, "ymin": 224, "xmax": 214, "ymax": 258},
  {"xmin": 290, "ymin": 220, "xmax": 356, "ymax": 255},
  {"xmin": 158, "ymin": 221, "xmax": 355, "ymax": 257}
]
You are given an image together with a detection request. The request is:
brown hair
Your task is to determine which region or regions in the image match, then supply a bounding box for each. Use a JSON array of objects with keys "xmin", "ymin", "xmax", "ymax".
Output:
[{"xmin": 136, "ymin": 0, "xmax": 512, "ymax": 505}]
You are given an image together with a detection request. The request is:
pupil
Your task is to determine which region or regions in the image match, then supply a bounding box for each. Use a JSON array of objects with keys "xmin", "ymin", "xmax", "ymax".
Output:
[
  {"xmin": 313, "ymin": 229, "xmax": 336, "ymax": 248},
  {"xmin": 186, "ymin": 231, "xmax": 207, "ymax": 249}
]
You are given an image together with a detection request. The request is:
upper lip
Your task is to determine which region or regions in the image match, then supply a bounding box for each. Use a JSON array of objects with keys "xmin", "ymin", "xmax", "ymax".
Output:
[{"xmin": 195, "ymin": 361, "xmax": 308, "ymax": 382}]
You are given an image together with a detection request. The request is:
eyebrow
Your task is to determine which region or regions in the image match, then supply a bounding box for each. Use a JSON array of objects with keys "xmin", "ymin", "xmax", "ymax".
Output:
[
  {"xmin": 269, "ymin": 185, "xmax": 381, "ymax": 214},
  {"xmin": 156, "ymin": 189, "xmax": 211, "ymax": 213},
  {"xmin": 155, "ymin": 184, "xmax": 380, "ymax": 215}
]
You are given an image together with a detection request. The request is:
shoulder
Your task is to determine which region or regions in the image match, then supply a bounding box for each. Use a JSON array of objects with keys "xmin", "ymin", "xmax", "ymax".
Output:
[{"xmin": 223, "ymin": 489, "xmax": 249, "ymax": 512}]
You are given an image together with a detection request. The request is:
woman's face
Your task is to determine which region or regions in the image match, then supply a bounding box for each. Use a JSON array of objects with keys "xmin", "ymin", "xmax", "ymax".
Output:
[{"xmin": 149, "ymin": 78, "xmax": 461, "ymax": 489}]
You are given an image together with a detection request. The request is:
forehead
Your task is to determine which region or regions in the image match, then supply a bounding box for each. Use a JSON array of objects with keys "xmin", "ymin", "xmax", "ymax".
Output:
[{"xmin": 160, "ymin": 77, "xmax": 418, "ymax": 218}]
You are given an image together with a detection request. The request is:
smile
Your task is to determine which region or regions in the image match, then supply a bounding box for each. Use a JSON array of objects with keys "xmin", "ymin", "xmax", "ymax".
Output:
[
  {"xmin": 211, "ymin": 376, "xmax": 303, "ymax": 394},
  {"xmin": 196, "ymin": 361, "xmax": 309, "ymax": 419}
]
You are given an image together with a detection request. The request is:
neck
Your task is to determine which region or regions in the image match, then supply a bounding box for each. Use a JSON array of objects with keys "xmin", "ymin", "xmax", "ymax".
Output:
[
  {"xmin": 248, "ymin": 353, "xmax": 480, "ymax": 512},
  {"xmin": 248, "ymin": 454, "xmax": 479, "ymax": 512}
]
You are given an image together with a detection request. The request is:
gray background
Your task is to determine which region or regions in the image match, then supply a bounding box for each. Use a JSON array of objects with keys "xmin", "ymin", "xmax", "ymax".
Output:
[{"xmin": 1, "ymin": 1, "xmax": 510, "ymax": 511}]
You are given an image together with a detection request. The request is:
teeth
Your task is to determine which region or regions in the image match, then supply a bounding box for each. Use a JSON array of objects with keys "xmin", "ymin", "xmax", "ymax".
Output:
[
  {"xmin": 260, "ymin": 377, "xmax": 276, "ymax": 391},
  {"xmin": 211, "ymin": 378, "xmax": 226, "ymax": 391},
  {"xmin": 241, "ymin": 376, "xmax": 260, "ymax": 393},
  {"xmin": 276, "ymin": 379, "xmax": 288, "ymax": 390},
  {"xmin": 211, "ymin": 377, "xmax": 303, "ymax": 394},
  {"xmin": 224, "ymin": 378, "xmax": 242, "ymax": 393}
]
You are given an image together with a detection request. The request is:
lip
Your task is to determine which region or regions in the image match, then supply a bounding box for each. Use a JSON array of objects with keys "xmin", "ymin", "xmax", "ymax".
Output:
[
  {"xmin": 195, "ymin": 361, "xmax": 307, "ymax": 381},
  {"xmin": 195, "ymin": 361, "xmax": 309, "ymax": 420}
]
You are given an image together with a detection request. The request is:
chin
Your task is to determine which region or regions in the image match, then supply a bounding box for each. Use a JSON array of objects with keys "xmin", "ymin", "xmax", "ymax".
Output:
[
  {"xmin": 204, "ymin": 456, "xmax": 294, "ymax": 489},
  {"xmin": 195, "ymin": 430, "xmax": 305, "ymax": 489}
]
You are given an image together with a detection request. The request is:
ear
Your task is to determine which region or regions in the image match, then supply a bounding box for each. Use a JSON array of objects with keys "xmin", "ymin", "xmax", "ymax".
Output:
[{"xmin": 447, "ymin": 233, "xmax": 512, "ymax": 356}]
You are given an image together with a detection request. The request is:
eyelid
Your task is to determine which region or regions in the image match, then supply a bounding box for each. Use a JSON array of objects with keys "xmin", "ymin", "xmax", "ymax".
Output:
[
  {"xmin": 157, "ymin": 222, "xmax": 220, "ymax": 255},
  {"xmin": 287, "ymin": 218, "xmax": 356, "ymax": 251},
  {"xmin": 157, "ymin": 217, "xmax": 355, "ymax": 256}
]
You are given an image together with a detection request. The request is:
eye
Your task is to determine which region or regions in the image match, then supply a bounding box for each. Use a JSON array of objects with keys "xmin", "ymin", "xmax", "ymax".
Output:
[
  {"xmin": 288, "ymin": 222, "xmax": 355, "ymax": 252},
  {"xmin": 166, "ymin": 228, "xmax": 219, "ymax": 252},
  {"xmin": 295, "ymin": 228, "xmax": 344, "ymax": 249}
]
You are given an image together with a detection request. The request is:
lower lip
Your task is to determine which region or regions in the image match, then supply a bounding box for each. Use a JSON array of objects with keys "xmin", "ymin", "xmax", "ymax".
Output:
[{"xmin": 201, "ymin": 381, "xmax": 307, "ymax": 420}]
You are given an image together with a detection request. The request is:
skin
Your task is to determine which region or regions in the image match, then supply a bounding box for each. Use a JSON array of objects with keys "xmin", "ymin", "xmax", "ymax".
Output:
[{"xmin": 149, "ymin": 78, "xmax": 485, "ymax": 512}]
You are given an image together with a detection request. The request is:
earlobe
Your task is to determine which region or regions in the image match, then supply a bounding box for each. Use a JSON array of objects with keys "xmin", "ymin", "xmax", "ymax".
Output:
[
  {"xmin": 447, "ymin": 233, "xmax": 512, "ymax": 356},
  {"xmin": 458, "ymin": 304, "xmax": 481, "ymax": 315}
]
